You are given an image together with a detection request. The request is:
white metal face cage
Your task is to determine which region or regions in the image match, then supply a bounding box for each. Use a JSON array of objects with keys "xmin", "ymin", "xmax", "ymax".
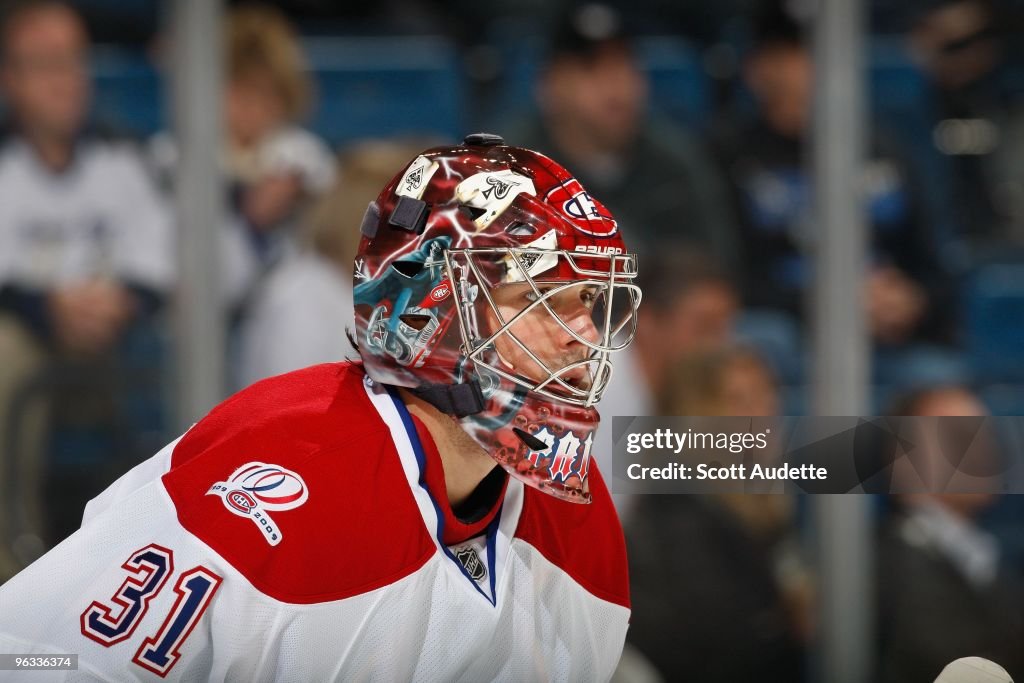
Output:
[{"xmin": 445, "ymin": 247, "xmax": 641, "ymax": 408}]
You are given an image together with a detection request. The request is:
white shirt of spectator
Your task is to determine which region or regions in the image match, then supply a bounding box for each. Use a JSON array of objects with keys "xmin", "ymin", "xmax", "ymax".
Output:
[
  {"xmin": 900, "ymin": 500, "xmax": 1000, "ymax": 588},
  {"xmin": 0, "ymin": 137, "xmax": 174, "ymax": 292},
  {"xmin": 236, "ymin": 246, "xmax": 354, "ymax": 389}
]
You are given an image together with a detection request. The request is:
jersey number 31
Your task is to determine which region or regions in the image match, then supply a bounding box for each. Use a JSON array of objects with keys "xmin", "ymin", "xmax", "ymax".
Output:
[{"xmin": 79, "ymin": 544, "xmax": 222, "ymax": 677}]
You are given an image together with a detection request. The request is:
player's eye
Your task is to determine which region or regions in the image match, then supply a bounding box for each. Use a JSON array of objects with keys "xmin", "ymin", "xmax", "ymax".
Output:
[
  {"xmin": 524, "ymin": 286, "xmax": 553, "ymax": 304},
  {"xmin": 581, "ymin": 285, "xmax": 606, "ymax": 310}
]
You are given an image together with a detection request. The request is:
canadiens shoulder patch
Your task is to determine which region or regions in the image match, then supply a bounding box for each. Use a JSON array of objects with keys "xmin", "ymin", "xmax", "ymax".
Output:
[
  {"xmin": 206, "ymin": 462, "xmax": 309, "ymax": 546},
  {"xmin": 162, "ymin": 362, "xmax": 438, "ymax": 604}
]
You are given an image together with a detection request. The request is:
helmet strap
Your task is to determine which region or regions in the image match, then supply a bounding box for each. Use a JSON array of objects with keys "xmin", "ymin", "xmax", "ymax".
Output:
[{"xmin": 411, "ymin": 381, "xmax": 486, "ymax": 417}]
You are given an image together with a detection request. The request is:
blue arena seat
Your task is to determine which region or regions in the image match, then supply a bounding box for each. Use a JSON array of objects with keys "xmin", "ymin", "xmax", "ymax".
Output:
[
  {"xmin": 636, "ymin": 37, "xmax": 709, "ymax": 126},
  {"xmin": 304, "ymin": 37, "xmax": 464, "ymax": 146},
  {"xmin": 965, "ymin": 263, "xmax": 1024, "ymax": 381},
  {"xmin": 90, "ymin": 46, "xmax": 163, "ymax": 136},
  {"xmin": 979, "ymin": 384, "xmax": 1024, "ymax": 416},
  {"xmin": 869, "ymin": 37, "xmax": 930, "ymax": 117},
  {"xmin": 87, "ymin": 37, "xmax": 466, "ymax": 146}
]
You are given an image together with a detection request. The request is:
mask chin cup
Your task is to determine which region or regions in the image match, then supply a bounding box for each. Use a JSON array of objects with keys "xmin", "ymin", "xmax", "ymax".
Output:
[{"xmin": 410, "ymin": 381, "xmax": 486, "ymax": 417}]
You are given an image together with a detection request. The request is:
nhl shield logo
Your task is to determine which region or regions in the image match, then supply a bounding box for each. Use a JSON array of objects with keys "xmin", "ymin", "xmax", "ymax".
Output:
[{"xmin": 455, "ymin": 546, "xmax": 487, "ymax": 582}]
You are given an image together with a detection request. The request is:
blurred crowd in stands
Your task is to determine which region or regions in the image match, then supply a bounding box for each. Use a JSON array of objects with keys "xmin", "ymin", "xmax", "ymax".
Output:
[{"xmin": 0, "ymin": 0, "xmax": 1023, "ymax": 680}]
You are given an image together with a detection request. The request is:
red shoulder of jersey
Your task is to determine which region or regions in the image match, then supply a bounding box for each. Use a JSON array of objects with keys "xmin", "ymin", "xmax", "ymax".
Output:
[
  {"xmin": 514, "ymin": 462, "xmax": 630, "ymax": 609},
  {"xmin": 161, "ymin": 362, "xmax": 436, "ymax": 604}
]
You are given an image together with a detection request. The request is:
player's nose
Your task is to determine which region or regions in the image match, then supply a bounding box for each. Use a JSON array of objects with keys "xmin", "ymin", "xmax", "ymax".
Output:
[{"xmin": 559, "ymin": 302, "xmax": 600, "ymax": 348}]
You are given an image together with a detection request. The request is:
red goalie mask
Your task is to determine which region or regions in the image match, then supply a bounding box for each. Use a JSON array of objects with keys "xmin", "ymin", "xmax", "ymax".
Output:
[{"xmin": 352, "ymin": 133, "xmax": 641, "ymax": 503}]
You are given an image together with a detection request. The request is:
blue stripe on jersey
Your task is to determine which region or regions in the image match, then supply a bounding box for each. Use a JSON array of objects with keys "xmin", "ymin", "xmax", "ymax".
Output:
[
  {"xmin": 485, "ymin": 502, "xmax": 500, "ymax": 603},
  {"xmin": 386, "ymin": 386, "xmax": 499, "ymax": 607}
]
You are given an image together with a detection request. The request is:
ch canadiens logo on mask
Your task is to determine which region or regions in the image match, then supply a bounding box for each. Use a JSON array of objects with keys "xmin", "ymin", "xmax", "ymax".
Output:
[
  {"xmin": 429, "ymin": 282, "xmax": 451, "ymax": 302},
  {"xmin": 207, "ymin": 462, "xmax": 308, "ymax": 546},
  {"xmin": 544, "ymin": 179, "xmax": 618, "ymax": 238}
]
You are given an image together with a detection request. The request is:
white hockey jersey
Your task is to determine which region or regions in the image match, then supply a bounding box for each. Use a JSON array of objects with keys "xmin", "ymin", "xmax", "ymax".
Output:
[{"xmin": 0, "ymin": 363, "xmax": 631, "ymax": 681}]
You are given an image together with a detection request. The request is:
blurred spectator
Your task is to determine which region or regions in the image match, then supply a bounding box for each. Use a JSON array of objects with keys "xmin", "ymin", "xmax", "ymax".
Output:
[
  {"xmin": 223, "ymin": 4, "xmax": 334, "ymax": 251},
  {"xmin": 511, "ymin": 3, "xmax": 740, "ymax": 271},
  {"xmin": 150, "ymin": 3, "xmax": 334, "ymax": 272},
  {"xmin": 908, "ymin": 0, "xmax": 1014, "ymax": 249},
  {"xmin": 631, "ymin": 249, "xmax": 738, "ymax": 400},
  {"xmin": 0, "ymin": 0, "xmax": 173, "ymax": 578},
  {"xmin": 236, "ymin": 140, "xmax": 433, "ymax": 387},
  {"xmin": 715, "ymin": 4, "xmax": 962, "ymax": 386},
  {"xmin": 909, "ymin": 0, "xmax": 1005, "ymax": 108},
  {"xmin": 657, "ymin": 344, "xmax": 778, "ymax": 417},
  {"xmin": 877, "ymin": 386, "xmax": 1024, "ymax": 682},
  {"xmin": 911, "ymin": 0, "xmax": 1024, "ymax": 255},
  {"xmin": 594, "ymin": 249, "xmax": 737, "ymax": 520},
  {"xmin": 624, "ymin": 347, "xmax": 807, "ymax": 683}
]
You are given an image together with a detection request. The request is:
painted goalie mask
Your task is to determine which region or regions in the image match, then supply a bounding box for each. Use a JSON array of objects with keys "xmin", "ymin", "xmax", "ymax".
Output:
[{"xmin": 353, "ymin": 133, "xmax": 641, "ymax": 503}]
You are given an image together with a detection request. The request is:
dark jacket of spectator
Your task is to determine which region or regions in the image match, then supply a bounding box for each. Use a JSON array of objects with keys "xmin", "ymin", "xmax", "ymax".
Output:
[
  {"xmin": 877, "ymin": 506, "xmax": 1024, "ymax": 683},
  {"xmin": 626, "ymin": 494, "xmax": 804, "ymax": 683},
  {"xmin": 715, "ymin": 118, "xmax": 958, "ymax": 345}
]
